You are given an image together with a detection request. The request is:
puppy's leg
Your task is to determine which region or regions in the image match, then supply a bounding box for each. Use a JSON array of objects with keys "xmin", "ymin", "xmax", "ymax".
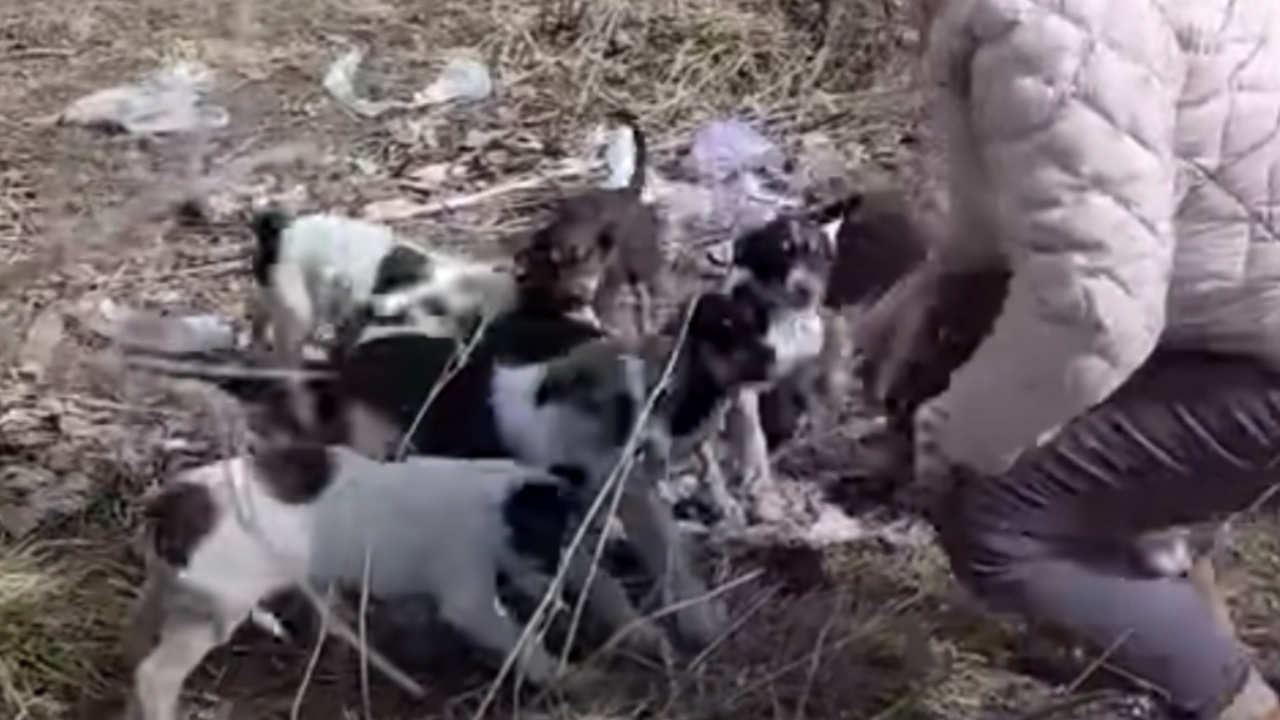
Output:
[
  {"xmin": 130, "ymin": 592, "xmax": 245, "ymax": 720},
  {"xmin": 248, "ymin": 291, "xmax": 273, "ymax": 350},
  {"xmin": 557, "ymin": 543, "xmax": 672, "ymax": 660},
  {"xmin": 124, "ymin": 566, "xmax": 170, "ymax": 672},
  {"xmin": 616, "ymin": 484, "xmax": 727, "ymax": 650},
  {"xmin": 437, "ymin": 576, "xmax": 587, "ymax": 690},
  {"xmin": 263, "ymin": 268, "xmax": 319, "ymax": 428},
  {"xmin": 697, "ymin": 441, "xmax": 747, "ymax": 529},
  {"xmin": 592, "ymin": 269, "xmax": 626, "ymax": 337},
  {"xmin": 726, "ymin": 390, "xmax": 785, "ymax": 523},
  {"xmin": 344, "ymin": 400, "xmax": 405, "ymax": 459}
]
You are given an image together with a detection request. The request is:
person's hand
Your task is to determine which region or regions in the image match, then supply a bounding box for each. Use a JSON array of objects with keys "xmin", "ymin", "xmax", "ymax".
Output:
[
  {"xmin": 855, "ymin": 262, "xmax": 941, "ymax": 411},
  {"xmin": 898, "ymin": 395, "xmax": 956, "ymax": 517}
]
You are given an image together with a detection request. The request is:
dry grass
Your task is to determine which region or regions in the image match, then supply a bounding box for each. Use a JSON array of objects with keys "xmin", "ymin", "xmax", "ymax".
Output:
[
  {"xmin": 3, "ymin": 0, "xmax": 1280, "ymax": 719},
  {"xmin": 0, "ymin": 539, "xmax": 136, "ymax": 719}
]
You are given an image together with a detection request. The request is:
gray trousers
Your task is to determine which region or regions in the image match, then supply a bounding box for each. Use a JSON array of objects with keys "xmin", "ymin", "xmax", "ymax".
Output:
[{"xmin": 931, "ymin": 350, "xmax": 1280, "ymax": 718}]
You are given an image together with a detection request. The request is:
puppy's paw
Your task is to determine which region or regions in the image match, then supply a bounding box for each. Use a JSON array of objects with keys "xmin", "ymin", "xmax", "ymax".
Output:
[
  {"xmin": 749, "ymin": 485, "xmax": 789, "ymax": 525},
  {"xmin": 551, "ymin": 665, "xmax": 607, "ymax": 698},
  {"xmin": 712, "ymin": 495, "xmax": 750, "ymax": 530},
  {"xmin": 675, "ymin": 597, "xmax": 729, "ymax": 650},
  {"xmin": 617, "ymin": 620, "xmax": 674, "ymax": 664}
]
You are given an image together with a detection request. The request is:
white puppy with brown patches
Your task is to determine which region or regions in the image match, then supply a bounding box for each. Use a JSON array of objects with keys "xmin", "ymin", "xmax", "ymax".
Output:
[
  {"xmin": 125, "ymin": 445, "xmax": 619, "ymax": 720},
  {"xmin": 248, "ymin": 209, "xmax": 515, "ymax": 362}
]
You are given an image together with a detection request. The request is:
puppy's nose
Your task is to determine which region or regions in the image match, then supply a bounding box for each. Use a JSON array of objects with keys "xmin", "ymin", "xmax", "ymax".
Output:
[{"xmin": 790, "ymin": 283, "xmax": 815, "ymax": 306}]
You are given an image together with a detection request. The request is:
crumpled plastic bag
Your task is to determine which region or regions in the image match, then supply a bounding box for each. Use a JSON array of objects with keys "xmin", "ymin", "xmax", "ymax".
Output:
[
  {"xmin": 689, "ymin": 118, "xmax": 802, "ymax": 233},
  {"xmin": 59, "ymin": 61, "xmax": 229, "ymax": 135},
  {"xmin": 324, "ymin": 47, "xmax": 493, "ymax": 119},
  {"xmin": 98, "ymin": 299, "xmax": 237, "ymax": 355},
  {"xmin": 597, "ymin": 122, "xmax": 642, "ymax": 190}
]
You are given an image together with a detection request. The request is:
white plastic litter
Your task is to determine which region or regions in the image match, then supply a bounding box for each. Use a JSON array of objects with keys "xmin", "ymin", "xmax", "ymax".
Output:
[
  {"xmin": 59, "ymin": 61, "xmax": 229, "ymax": 135},
  {"xmin": 325, "ymin": 48, "xmax": 493, "ymax": 119},
  {"xmin": 689, "ymin": 118, "xmax": 801, "ymax": 233},
  {"xmin": 100, "ymin": 299, "xmax": 237, "ymax": 355},
  {"xmin": 600, "ymin": 122, "xmax": 640, "ymax": 190},
  {"xmin": 412, "ymin": 56, "xmax": 493, "ymax": 106}
]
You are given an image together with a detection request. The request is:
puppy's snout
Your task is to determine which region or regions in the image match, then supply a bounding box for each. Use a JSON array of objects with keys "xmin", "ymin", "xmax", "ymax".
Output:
[
  {"xmin": 785, "ymin": 270, "xmax": 823, "ymax": 308},
  {"xmin": 790, "ymin": 282, "xmax": 815, "ymax": 306}
]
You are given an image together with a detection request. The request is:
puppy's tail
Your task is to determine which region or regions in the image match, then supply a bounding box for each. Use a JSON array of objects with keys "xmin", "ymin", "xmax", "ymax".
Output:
[
  {"xmin": 607, "ymin": 109, "xmax": 648, "ymax": 194},
  {"xmin": 250, "ymin": 207, "xmax": 292, "ymax": 286}
]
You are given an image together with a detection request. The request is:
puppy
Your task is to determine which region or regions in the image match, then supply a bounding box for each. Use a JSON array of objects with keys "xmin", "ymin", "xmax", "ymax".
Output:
[
  {"xmin": 249, "ymin": 209, "xmax": 517, "ymax": 431},
  {"xmin": 125, "ymin": 441, "xmax": 622, "ymax": 720},
  {"xmin": 249, "ymin": 209, "xmax": 515, "ymax": 361},
  {"xmin": 514, "ymin": 111, "xmax": 664, "ymax": 338},
  {"xmin": 716, "ymin": 200, "xmax": 849, "ymax": 524},
  {"xmin": 711, "ymin": 189, "xmax": 940, "ymax": 526},
  {"xmin": 318, "ymin": 289, "xmax": 777, "ymax": 649}
]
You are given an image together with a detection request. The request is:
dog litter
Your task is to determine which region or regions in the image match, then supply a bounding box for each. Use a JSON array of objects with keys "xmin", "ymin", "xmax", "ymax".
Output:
[{"xmin": 0, "ymin": 3, "xmax": 1182, "ymax": 720}]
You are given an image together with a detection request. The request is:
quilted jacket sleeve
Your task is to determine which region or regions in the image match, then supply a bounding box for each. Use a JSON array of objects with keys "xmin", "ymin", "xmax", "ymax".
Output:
[{"xmin": 926, "ymin": 0, "xmax": 1185, "ymax": 475}]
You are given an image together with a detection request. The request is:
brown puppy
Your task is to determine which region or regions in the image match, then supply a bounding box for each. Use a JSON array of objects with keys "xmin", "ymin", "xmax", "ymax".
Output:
[{"xmin": 514, "ymin": 111, "xmax": 663, "ymax": 336}]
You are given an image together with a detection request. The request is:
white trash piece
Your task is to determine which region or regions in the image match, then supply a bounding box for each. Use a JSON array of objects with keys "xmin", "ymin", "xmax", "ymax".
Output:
[
  {"xmin": 59, "ymin": 61, "xmax": 229, "ymax": 135},
  {"xmin": 325, "ymin": 48, "xmax": 493, "ymax": 119},
  {"xmin": 689, "ymin": 118, "xmax": 802, "ymax": 233},
  {"xmin": 412, "ymin": 55, "xmax": 493, "ymax": 106},
  {"xmin": 102, "ymin": 300, "xmax": 237, "ymax": 355}
]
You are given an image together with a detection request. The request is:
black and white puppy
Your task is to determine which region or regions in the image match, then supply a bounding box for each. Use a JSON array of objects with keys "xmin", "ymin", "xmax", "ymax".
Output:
[
  {"xmin": 712, "ymin": 189, "xmax": 937, "ymax": 525},
  {"xmin": 249, "ymin": 210, "xmax": 516, "ymax": 363},
  {"xmin": 322, "ymin": 289, "xmax": 777, "ymax": 650},
  {"xmin": 125, "ymin": 439, "xmax": 621, "ymax": 720},
  {"xmin": 717, "ymin": 199, "xmax": 850, "ymax": 524}
]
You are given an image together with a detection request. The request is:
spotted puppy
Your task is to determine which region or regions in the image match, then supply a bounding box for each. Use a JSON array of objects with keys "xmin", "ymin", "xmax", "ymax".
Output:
[
  {"xmin": 249, "ymin": 209, "xmax": 516, "ymax": 363},
  {"xmin": 514, "ymin": 111, "xmax": 664, "ymax": 338},
  {"xmin": 714, "ymin": 199, "xmax": 851, "ymax": 524},
  {"xmin": 320, "ymin": 289, "xmax": 777, "ymax": 650},
  {"xmin": 124, "ymin": 439, "xmax": 632, "ymax": 720}
]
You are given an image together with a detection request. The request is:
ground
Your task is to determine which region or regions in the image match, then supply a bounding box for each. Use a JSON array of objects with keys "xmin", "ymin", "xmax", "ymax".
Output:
[{"xmin": 2, "ymin": 1, "xmax": 1280, "ymax": 719}]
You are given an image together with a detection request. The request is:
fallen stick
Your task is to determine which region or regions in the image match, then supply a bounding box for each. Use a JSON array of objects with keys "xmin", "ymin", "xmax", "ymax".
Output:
[{"xmin": 371, "ymin": 137, "xmax": 685, "ymax": 221}]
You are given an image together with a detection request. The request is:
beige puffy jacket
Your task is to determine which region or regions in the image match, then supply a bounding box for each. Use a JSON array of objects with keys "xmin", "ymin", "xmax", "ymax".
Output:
[{"xmin": 917, "ymin": 0, "xmax": 1280, "ymax": 475}]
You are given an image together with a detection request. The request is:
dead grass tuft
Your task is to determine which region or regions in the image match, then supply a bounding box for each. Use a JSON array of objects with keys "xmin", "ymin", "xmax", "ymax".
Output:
[{"xmin": 0, "ymin": 539, "xmax": 135, "ymax": 720}]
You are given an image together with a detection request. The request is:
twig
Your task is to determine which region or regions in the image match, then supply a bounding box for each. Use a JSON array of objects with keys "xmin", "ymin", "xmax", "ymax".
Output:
[
  {"xmin": 132, "ymin": 259, "xmax": 245, "ymax": 281},
  {"xmin": 121, "ymin": 355, "xmax": 335, "ymax": 382},
  {"xmin": 793, "ymin": 592, "xmax": 844, "ymax": 720},
  {"xmin": 359, "ymin": 544, "xmax": 374, "ymax": 720},
  {"xmin": 686, "ymin": 585, "xmax": 778, "ymax": 672},
  {"xmin": 1003, "ymin": 690, "xmax": 1124, "ymax": 720},
  {"xmin": 1062, "ymin": 629, "xmax": 1131, "ymax": 695},
  {"xmin": 291, "ymin": 585, "xmax": 335, "ymax": 720},
  {"xmin": 380, "ymin": 136, "xmax": 685, "ymax": 221},
  {"xmin": 0, "ymin": 48, "xmax": 74, "ymax": 62},
  {"xmin": 381, "ymin": 160, "xmax": 595, "ymax": 220}
]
